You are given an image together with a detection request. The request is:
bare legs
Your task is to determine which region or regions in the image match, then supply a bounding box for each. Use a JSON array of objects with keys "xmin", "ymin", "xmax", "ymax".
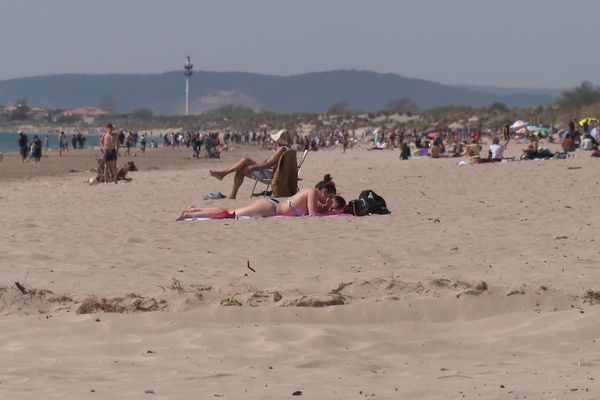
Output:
[
  {"xmin": 231, "ymin": 198, "xmax": 276, "ymax": 218},
  {"xmin": 176, "ymin": 206, "xmax": 223, "ymax": 221},
  {"xmin": 104, "ymin": 160, "xmax": 118, "ymax": 184},
  {"xmin": 176, "ymin": 198, "xmax": 276, "ymax": 221},
  {"xmin": 104, "ymin": 160, "xmax": 111, "ymax": 184},
  {"xmin": 230, "ymin": 171, "xmax": 245, "ymax": 199},
  {"xmin": 210, "ymin": 156, "xmax": 255, "ymax": 180},
  {"xmin": 209, "ymin": 156, "xmax": 256, "ymax": 199}
]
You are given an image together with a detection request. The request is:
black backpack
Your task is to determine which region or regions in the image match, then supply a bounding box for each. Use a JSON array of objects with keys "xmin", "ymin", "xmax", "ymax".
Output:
[{"xmin": 347, "ymin": 190, "xmax": 390, "ymax": 216}]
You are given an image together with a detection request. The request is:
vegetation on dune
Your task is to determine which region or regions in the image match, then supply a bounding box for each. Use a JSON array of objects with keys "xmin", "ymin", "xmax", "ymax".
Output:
[
  {"xmin": 1, "ymin": 81, "xmax": 599, "ymax": 133},
  {"xmin": 558, "ymin": 81, "xmax": 600, "ymax": 112},
  {"xmin": 386, "ymin": 97, "xmax": 419, "ymax": 114}
]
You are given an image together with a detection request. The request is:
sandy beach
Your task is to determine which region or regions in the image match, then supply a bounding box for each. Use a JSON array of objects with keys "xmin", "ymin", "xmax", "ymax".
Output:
[{"xmin": 1, "ymin": 143, "xmax": 599, "ymax": 399}]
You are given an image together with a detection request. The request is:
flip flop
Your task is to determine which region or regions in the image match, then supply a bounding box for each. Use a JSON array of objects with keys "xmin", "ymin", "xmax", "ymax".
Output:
[{"xmin": 203, "ymin": 192, "xmax": 227, "ymax": 200}]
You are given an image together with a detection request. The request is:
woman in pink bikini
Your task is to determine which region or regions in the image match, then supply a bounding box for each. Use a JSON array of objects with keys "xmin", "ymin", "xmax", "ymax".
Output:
[{"xmin": 176, "ymin": 175, "xmax": 345, "ymax": 220}]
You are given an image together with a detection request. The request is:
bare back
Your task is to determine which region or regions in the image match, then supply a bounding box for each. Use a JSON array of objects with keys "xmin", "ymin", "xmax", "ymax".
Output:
[{"xmin": 276, "ymin": 188, "xmax": 319, "ymax": 216}]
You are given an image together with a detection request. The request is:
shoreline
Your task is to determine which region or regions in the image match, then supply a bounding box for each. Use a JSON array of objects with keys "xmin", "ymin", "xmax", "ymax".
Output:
[{"xmin": 0, "ymin": 144, "xmax": 266, "ymax": 181}]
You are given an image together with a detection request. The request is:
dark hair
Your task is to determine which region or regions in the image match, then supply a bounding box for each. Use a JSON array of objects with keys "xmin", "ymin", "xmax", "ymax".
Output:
[
  {"xmin": 315, "ymin": 174, "xmax": 336, "ymax": 194},
  {"xmin": 106, "ymin": 123, "xmax": 114, "ymax": 130},
  {"xmin": 333, "ymin": 195, "xmax": 346, "ymax": 209}
]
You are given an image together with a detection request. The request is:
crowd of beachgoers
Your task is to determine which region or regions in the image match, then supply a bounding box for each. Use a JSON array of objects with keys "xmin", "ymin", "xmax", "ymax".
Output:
[
  {"xmin": 363, "ymin": 117, "xmax": 600, "ymax": 162},
  {"xmin": 6, "ymin": 116, "xmax": 600, "ymax": 167}
]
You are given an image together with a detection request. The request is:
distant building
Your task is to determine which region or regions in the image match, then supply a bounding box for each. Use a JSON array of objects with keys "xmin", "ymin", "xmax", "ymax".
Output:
[
  {"xmin": 56, "ymin": 107, "xmax": 110, "ymax": 123},
  {"xmin": 1, "ymin": 104, "xmax": 48, "ymax": 120}
]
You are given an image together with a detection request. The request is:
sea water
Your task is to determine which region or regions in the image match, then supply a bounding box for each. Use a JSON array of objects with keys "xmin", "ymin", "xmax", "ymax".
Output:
[{"xmin": 0, "ymin": 132, "xmax": 101, "ymax": 153}]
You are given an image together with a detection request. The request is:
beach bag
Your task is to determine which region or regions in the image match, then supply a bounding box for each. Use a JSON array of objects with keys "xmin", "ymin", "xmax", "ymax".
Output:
[
  {"xmin": 347, "ymin": 190, "xmax": 391, "ymax": 216},
  {"xmin": 347, "ymin": 198, "xmax": 370, "ymax": 216},
  {"xmin": 359, "ymin": 190, "xmax": 390, "ymax": 215}
]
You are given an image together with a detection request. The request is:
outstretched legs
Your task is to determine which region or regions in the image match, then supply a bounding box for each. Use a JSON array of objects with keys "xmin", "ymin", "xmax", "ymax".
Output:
[
  {"xmin": 176, "ymin": 198, "xmax": 277, "ymax": 221},
  {"xmin": 176, "ymin": 206, "xmax": 224, "ymax": 221},
  {"xmin": 230, "ymin": 198, "xmax": 276, "ymax": 218},
  {"xmin": 209, "ymin": 157, "xmax": 255, "ymax": 180}
]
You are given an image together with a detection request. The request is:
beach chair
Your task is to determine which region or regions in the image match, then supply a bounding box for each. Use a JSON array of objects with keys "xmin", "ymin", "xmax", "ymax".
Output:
[
  {"xmin": 296, "ymin": 148, "xmax": 309, "ymax": 180},
  {"xmin": 250, "ymin": 149, "xmax": 308, "ymax": 198}
]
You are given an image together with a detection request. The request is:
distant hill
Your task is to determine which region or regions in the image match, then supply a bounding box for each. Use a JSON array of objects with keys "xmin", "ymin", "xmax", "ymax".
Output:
[
  {"xmin": 452, "ymin": 84, "xmax": 564, "ymax": 98},
  {"xmin": 192, "ymin": 90, "xmax": 266, "ymax": 113},
  {"xmin": 0, "ymin": 70, "xmax": 558, "ymax": 115}
]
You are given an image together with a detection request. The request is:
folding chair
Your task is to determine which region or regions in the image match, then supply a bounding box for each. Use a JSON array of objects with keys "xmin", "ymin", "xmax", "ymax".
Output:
[
  {"xmin": 296, "ymin": 148, "xmax": 309, "ymax": 179},
  {"xmin": 250, "ymin": 149, "xmax": 308, "ymax": 198},
  {"xmin": 250, "ymin": 173, "xmax": 274, "ymax": 198}
]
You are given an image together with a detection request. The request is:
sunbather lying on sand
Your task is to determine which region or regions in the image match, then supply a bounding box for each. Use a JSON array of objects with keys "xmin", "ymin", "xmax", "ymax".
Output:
[{"xmin": 177, "ymin": 174, "xmax": 345, "ymax": 220}]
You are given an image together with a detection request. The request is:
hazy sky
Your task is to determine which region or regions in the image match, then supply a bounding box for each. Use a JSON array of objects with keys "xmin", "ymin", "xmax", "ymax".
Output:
[{"xmin": 1, "ymin": 0, "xmax": 597, "ymax": 88}]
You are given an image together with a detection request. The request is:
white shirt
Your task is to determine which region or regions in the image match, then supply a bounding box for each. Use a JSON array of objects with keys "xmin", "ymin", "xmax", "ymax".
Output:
[
  {"xmin": 582, "ymin": 138, "xmax": 594, "ymax": 150},
  {"xmin": 489, "ymin": 144, "xmax": 504, "ymax": 159}
]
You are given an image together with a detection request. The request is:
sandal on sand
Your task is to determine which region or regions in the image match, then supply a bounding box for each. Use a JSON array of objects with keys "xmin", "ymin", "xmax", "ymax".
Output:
[
  {"xmin": 212, "ymin": 210, "xmax": 236, "ymax": 220},
  {"xmin": 203, "ymin": 192, "xmax": 226, "ymax": 200}
]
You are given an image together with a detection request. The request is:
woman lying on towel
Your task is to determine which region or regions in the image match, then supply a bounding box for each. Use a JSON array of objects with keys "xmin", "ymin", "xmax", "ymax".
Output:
[{"xmin": 176, "ymin": 174, "xmax": 346, "ymax": 221}]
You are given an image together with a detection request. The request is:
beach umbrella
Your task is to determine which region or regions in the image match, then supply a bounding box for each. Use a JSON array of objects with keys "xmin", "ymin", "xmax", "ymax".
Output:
[
  {"xmin": 516, "ymin": 127, "xmax": 528, "ymax": 135},
  {"xmin": 510, "ymin": 120, "xmax": 528, "ymax": 129},
  {"xmin": 579, "ymin": 117, "xmax": 598, "ymax": 126},
  {"xmin": 526, "ymin": 125, "xmax": 549, "ymax": 132}
]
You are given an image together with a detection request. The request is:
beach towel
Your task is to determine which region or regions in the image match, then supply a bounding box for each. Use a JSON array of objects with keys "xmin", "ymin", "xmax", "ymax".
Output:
[
  {"xmin": 184, "ymin": 214, "xmax": 352, "ymax": 221},
  {"xmin": 271, "ymin": 149, "xmax": 298, "ymax": 198}
]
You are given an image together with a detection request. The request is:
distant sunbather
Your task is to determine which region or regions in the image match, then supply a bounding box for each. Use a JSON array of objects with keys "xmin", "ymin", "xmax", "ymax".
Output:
[
  {"xmin": 521, "ymin": 135, "xmax": 539, "ymax": 159},
  {"xmin": 488, "ymin": 137, "xmax": 504, "ymax": 160},
  {"xmin": 177, "ymin": 174, "xmax": 344, "ymax": 220},
  {"xmin": 462, "ymin": 139, "xmax": 482, "ymax": 157}
]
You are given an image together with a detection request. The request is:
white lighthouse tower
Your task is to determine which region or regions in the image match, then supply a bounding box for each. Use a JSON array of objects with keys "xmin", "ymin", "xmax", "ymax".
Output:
[{"xmin": 184, "ymin": 56, "xmax": 193, "ymax": 115}]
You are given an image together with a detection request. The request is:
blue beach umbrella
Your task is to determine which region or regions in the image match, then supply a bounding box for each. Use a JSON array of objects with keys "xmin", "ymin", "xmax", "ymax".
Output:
[{"xmin": 526, "ymin": 125, "xmax": 549, "ymax": 132}]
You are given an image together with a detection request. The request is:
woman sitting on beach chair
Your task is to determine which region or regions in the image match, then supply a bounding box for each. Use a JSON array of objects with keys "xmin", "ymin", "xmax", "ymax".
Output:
[
  {"xmin": 209, "ymin": 130, "xmax": 290, "ymax": 199},
  {"xmin": 177, "ymin": 175, "xmax": 345, "ymax": 220}
]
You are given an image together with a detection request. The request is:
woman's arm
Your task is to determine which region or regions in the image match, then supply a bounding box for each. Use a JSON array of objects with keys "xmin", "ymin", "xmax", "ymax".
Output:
[
  {"xmin": 306, "ymin": 189, "xmax": 319, "ymax": 216},
  {"xmin": 315, "ymin": 198, "xmax": 333, "ymax": 213}
]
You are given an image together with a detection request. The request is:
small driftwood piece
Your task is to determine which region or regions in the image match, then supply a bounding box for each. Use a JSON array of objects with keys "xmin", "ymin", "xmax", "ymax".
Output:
[{"xmin": 15, "ymin": 282, "xmax": 27, "ymax": 294}]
